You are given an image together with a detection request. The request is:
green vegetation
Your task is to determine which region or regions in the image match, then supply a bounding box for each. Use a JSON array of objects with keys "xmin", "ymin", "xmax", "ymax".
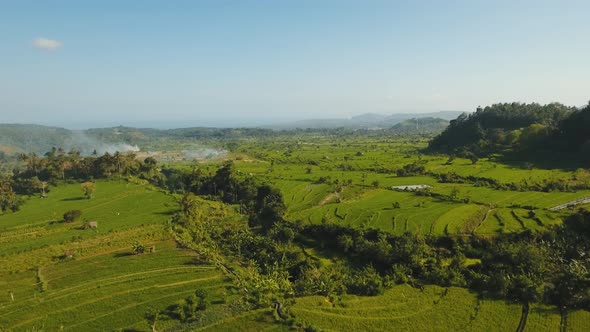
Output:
[
  {"xmin": 1, "ymin": 103, "xmax": 590, "ymax": 330},
  {"xmin": 429, "ymin": 101, "xmax": 590, "ymax": 165}
]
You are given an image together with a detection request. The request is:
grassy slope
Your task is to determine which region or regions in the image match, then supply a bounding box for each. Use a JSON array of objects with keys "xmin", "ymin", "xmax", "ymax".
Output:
[
  {"xmin": 0, "ymin": 241, "xmax": 227, "ymax": 331},
  {"xmin": 291, "ymin": 285, "xmax": 587, "ymax": 332}
]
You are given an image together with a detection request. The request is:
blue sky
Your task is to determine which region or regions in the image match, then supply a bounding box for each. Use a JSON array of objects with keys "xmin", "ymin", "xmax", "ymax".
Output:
[{"xmin": 0, "ymin": 0, "xmax": 589, "ymax": 128}]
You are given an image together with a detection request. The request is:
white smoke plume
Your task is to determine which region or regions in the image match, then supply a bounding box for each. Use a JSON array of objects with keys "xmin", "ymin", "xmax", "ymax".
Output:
[
  {"xmin": 183, "ymin": 147, "xmax": 227, "ymax": 160},
  {"xmin": 69, "ymin": 131, "xmax": 140, "ymax": 155}
]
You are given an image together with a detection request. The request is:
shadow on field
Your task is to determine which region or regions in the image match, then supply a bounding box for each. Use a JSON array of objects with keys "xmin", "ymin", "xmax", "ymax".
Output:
[
  {"xmin": 183, "ymin": 258, "xmax": 210, "ymax": 266},
  {"xmin": 529, "ymin": 306, "xmax": 560, "ymax": 315},
  {"xmin": 499, "ymin": 151, "xmax": 584, "ymax": 171},
  {"xmin": 113, "ymin": 252, "xmax": 134, "ymax": 258},
  {"xmin": 61, "ymin": 197, "xmax": 86, "ymax": 201},
  {"xmin": 155, "ymin": 210, "xmax": 177, "ymax": 216}
]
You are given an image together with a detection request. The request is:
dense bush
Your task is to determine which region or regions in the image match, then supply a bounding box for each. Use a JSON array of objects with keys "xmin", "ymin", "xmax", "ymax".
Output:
[
  {"xmin": 63, "ymin": 209, "xmax": 82, "ymax": 223},
  {"xmin": 396, "ymin": 162, "xmax": 426, "ymax": 177}
]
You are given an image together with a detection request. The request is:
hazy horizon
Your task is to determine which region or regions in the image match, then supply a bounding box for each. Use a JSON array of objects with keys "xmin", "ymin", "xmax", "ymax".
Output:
[
  {"xmin": 1, "ymin": 1, "xmax": 589, "ymax": 128},
  {"xmin": 0, "ymin": 110, "xmax": 467, "ymax": 130}
]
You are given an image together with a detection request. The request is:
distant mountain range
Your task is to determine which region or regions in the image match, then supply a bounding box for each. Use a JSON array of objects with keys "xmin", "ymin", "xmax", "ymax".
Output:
[
  {"xmin": 265, "ymin": 111, "xmax": 465, "ymax": 129},
  {"xmin": 0, "ymin": 111, "xmax": 465, "ymax": 155}
]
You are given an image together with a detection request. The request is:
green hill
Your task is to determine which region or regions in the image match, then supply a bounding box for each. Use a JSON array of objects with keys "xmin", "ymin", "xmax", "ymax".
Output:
[{"xmin": 428, "ymin": 101, "xmax": 590, "ymax": 164}]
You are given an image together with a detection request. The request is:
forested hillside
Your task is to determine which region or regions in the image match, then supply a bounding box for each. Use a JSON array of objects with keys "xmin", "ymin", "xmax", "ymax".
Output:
[
  {"xmin": 429, "ymin": 103, "xmax": 590, "ymax": 156},
  {"xmin": 428, "ymin": 102, "xmax": 590, "ymax": 163},
  {"xmin": 0, "ymin": 124, "xmax": 76, "ymax": 156}
]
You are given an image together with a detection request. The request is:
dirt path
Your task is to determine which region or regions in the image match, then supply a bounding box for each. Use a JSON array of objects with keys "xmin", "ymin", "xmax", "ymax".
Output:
[
  {"xmin": 549, "ymin": 197, "xmax": 590, "ymax": 211},
  {"xmin": 319, "ymin": 192, "xmax": 339, "ymax": 206},
  {"xmin": 472, "ymin": 208, "xmax": 495, "ymax": 234}
]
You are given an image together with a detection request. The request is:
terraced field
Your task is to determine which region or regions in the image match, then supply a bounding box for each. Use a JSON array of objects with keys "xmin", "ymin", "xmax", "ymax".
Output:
[
  {"xmin": 261, "ymin": 177, "xmax": 565, "ymax": 235},
  {"xmin": 0, "ymin": 179, "xmax": 289, "ymax": 331},
  {"xmin": 426, "ymin": 157, "xmax": 580, "ymax": 184},
  {"xmin": 0, "ymin": 241, "xmax": 228, "ymax": 331},
  {"xmin": 567, "ymin": 310, "xmax": 590, "ymax": 331},
  {"xmin": 231, "ymin": 139, "xmax": 585, "ymax": 236},
  {"xmin": 0, "ymin": 180, "xmax": 176, "ymax": 256},
  {"xmin": 291, "ymin": 285, "xmax": 588, "ymax": 332},
  {"xmin": 196, "ymin": 309, "xmax": 289, "ymax": 332}
]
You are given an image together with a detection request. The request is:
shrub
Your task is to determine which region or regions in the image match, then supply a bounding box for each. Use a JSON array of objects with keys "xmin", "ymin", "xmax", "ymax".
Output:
[
  {"xmin": 63, "ymin": 210, "xmax": 82, "ymax": 223},
  {"xmin": 132, "ymin": 241, "xmax": 146, "ymax": 255}
]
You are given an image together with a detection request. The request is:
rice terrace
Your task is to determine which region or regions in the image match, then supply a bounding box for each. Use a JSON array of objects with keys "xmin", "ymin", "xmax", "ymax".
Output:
[{"xmin": 2, "ymin": 1, "xmax": 590, "ymax": 331}]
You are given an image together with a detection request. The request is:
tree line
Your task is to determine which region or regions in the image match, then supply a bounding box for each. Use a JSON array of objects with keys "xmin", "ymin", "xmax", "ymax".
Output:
[
  {"xmin": 0, "ymin": 147, "xmax": 161, "ymax": 212},
  {"xmin": 7, "ymin": 148, "xmax": 159, "ymax": 194}
]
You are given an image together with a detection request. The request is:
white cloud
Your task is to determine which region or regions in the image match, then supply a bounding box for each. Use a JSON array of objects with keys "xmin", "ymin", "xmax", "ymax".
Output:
[{"xmin": 33, "ymin": 37, "xmax": 62, "ymax": 51}]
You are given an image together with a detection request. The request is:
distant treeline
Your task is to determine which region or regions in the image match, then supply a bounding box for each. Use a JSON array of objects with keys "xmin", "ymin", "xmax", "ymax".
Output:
[{"xmin": 428, "ymin": 101, "xmax": 590, "ymax": 162}]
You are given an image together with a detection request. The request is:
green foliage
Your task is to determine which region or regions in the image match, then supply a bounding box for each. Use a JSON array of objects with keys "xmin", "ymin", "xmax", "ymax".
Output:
[
  {"xmin": 144, "ymin": 307, "xmax": 160, "ymax": 332},
  {"xmin": 396, "ymin": 161, "xmax": 426, "ymax": 177},
  {"xmin": 63, "ymin": 209, "xmax": 82, "ymax": 223},
  {"xmin": 428, "ymin": 101, "xmax": 590, "ymax": 166},
  {"xmin": 0, "ymin": 179, "xmax": 21, "ymax": 213},
  {"xmin": 12, "ymin": 150, "xmax": 150, "ymax": 189},
  {"xmin": 268, "ymin": 222, "xmax": 296, "ymax": 244},
  {"xmin": 346, "ymin": 266, "xmax": 384, "ymax": 296},
  {"xmin": 429, "ymin": 102, "xmax": 573, "ymax": 155},
  {"xmin": 81, "ymin": 181, "xmax": 96, "ymax": 199},
  {"xmin": 175, "ymin": 289, "xmax": 211, "ymax": 322},
  {"xmin": 132, "ymin": 241, "xmax": 146, "ymax": 255}
]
